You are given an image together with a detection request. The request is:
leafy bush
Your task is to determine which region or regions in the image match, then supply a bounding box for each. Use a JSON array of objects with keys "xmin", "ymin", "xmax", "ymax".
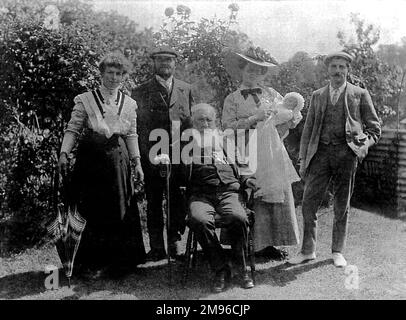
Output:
[
  {"xmin": 0, "ymin": 0, "xmax": 151, "ymax": 254},
  {"xmin": 338, "ymin": 14, "xmax": 402, "ymax": 122}
]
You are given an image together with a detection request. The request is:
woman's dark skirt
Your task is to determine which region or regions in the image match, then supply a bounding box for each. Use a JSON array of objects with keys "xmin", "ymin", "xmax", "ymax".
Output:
[{"xmin": 71, "ymin": 131, "xmax": 146, "ymax": 270}]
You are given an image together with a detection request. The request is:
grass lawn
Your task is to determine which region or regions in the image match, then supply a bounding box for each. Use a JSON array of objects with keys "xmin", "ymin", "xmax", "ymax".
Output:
[{"xmin": 1, "ymin": 205, "xmax": 406, "ymax": 300}]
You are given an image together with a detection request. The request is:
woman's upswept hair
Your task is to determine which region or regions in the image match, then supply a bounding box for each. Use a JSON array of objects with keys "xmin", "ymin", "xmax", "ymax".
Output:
[
  {"xmin": 238, "ymin": 59, "xmax": 268, "ymax": 75},
  {"xmin": 98, "ymin": 52, "xmax": 133, "ymax": 74}
]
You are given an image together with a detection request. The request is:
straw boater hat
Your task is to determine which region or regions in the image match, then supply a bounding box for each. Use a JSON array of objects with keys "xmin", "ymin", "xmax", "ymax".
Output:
[
  {"xmin": 323, "ymin": 51, "xmax": 353, "ymax": 66},
  {"xmin": 224, "ymin": 46, "xmax": 278, "ymax": 82}
]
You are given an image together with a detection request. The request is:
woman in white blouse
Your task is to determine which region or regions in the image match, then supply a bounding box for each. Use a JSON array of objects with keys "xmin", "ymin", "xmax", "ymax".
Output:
[
  {"xmin": 58, "ymin": 52, "xmax": 146, "ymax": 277},
  {"xmin": 222, "ymin": 48, "xmax": 301, "ymax": 260}
]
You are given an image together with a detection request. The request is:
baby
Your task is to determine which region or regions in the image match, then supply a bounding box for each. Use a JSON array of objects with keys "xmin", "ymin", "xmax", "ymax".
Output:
[
  {"xmin": 277, "ymin": 92, "xmax": 304, "ymax": 119},
  {"xmin": 274, "ymin": 92, "xmax": 304, "ymax": 139}
]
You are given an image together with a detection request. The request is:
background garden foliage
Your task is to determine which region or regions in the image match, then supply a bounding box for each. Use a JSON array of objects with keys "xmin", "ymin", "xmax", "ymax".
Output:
[{"xmin": 0, "ymin": 0, "xmax": 404, "ymax": 255}]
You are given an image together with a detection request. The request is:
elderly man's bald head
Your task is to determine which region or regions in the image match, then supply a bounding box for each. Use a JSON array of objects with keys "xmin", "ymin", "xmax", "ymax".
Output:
[
  {"xmin": 191, "ymin": 103, "xmax": 217, "ymax": 131},
  {"xmin": 191, "ymin": 103, "xmax": 216, "ymax": 118}
]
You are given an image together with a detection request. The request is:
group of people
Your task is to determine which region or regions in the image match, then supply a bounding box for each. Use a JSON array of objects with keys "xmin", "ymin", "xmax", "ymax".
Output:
[{"xmin": 57, "ymin": 45, "xmax": 381, "ymax": 292}]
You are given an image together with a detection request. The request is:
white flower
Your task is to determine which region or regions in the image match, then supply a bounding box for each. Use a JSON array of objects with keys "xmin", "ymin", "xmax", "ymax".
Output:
[
  {"xmin": 0, "ymin": 7, "xmax": 9, "ymax": 14},
  {"xmin": 44, "ymin": 4, "xmax": 59, "ymax": 15},
  {"xmin": 43, "ymin": 5, "xmax": 60, "ymax": 30}
]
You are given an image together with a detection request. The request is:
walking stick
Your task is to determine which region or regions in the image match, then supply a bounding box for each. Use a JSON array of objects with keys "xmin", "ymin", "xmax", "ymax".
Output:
[
  {"xmin": 155, "ymin": 154, "xmax": 172, "ymax": 284},
  {"xmin": 159, "ymin": 160, "xmax": 172, "ymax": 285},
  {"xmin": 165, "ymin": 163, "xmax": 172, "ymax": 285}
]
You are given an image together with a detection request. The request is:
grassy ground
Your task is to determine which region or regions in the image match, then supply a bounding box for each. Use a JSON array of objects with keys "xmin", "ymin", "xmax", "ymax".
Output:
[{"xmin": 1, "ymin": 205, "xmax": 406, "ymax": 300}]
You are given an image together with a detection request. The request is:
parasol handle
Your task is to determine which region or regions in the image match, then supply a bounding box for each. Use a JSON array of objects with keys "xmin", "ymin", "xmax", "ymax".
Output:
[
  {"xmin": 53, "ymin": 165, "xmax": 73, "ymax": 209},
  {"xmin": 61, "ymin": 173, "xmax": 73, "ymax": 208}
]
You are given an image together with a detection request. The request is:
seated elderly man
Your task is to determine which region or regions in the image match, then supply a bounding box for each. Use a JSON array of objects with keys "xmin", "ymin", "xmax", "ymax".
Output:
[{"xmin": 181, "ymin": 103, "xmax": 256, "ymax": 293}]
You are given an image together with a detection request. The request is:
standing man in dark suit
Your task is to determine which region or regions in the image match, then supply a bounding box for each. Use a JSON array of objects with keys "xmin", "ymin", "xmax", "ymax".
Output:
[
  {"xmin": 132, "ymin": 46, "xmax": 194, "ymax": 261},
  {"xmin": 289, "ymin": 51, "xmax": 381, "ymax": 267}
]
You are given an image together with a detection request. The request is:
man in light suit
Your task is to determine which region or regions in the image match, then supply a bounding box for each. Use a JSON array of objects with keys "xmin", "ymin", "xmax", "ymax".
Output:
[
  {"xmin": 289, "ymin": 51, "xmax": 381, "ymax": 267},
  {"xmin": 132, "ymin": 46, "xmax": 194, "ymax": 261}
]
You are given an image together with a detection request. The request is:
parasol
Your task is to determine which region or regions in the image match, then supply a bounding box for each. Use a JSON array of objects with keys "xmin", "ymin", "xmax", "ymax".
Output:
[{"xmin": 46, "ymin": 169, "xmax": 86, "ymax": 287}]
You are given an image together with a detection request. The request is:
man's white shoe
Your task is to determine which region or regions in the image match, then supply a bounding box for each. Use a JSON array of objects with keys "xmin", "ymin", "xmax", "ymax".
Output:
[
  {"xmin": 288, "ymin": 252, "xmax": 316, "ymax": 265},
  {"xmin": 332, "ymin": 253, "xmax": 347, "ymax": 267}
]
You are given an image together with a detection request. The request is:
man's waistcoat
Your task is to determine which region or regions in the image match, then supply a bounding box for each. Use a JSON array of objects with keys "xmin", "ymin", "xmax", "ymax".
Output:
[{"xmin": 319, "ymin": 93, "xmax": 346, "ymax": 145}]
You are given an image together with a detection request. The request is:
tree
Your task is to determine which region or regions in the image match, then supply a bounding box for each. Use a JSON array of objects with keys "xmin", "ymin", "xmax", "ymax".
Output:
[
  {"xmin": 151, "ymin": 4, "xmax": 275, "ymax": 114},
  {"xmin": 377, "ymin": 38, "xmax": 406, "ymax": 124},
  {"xmin": 337, "ymin": 13, "xmax": 401, "ymax": 123}
]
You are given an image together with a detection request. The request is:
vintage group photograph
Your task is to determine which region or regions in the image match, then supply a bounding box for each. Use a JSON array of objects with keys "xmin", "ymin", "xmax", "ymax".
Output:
[{"xmin": 0, "ymin": 0, "xmax": 405, "ymax": 302}]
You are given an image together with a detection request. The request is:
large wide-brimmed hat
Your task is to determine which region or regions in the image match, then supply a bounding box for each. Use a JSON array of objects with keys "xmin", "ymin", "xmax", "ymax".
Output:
[
  {"xmin": 224, "ymin": 47, "xmax": 278, "ymax": 82},
  {"xmin": 324, "ymin": 51, "xmax": 353, "ymax": 66},
  {"xmin": 150, "ymin": 46, "xmax": 179, "ymax": 59}
]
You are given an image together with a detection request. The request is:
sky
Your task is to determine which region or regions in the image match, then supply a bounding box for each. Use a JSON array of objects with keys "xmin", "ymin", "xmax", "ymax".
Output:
[{"xmin": 93, "ymin": 0, "xmax": 406, "ymax": 62}]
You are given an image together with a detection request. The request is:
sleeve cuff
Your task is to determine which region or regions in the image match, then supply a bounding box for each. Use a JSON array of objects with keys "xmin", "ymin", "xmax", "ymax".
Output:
[{"xmin": 125, "ymin": 135, "xmax": 140, "ymax": 159}]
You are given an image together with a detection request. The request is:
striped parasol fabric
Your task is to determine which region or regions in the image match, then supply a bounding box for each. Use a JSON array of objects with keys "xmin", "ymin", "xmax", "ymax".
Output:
[{"xmin": 46, "ymin": 170, "xmax": 86, "ymax": 287}]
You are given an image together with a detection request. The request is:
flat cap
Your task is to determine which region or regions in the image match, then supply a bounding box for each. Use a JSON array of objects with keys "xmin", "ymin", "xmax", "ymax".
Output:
[
  {"xmin": 324, "ymin": 51, "xmax": 353, "ymax": 66},
  {"xmin": 150, "ymin": 46, "xmax": 178, "ymax": 58}
]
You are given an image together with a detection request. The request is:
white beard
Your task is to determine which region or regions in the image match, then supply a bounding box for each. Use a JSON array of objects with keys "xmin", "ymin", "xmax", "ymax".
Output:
[
  {"xmin": 190, "ymin": 129, "xmax": 230, "ymax": 165},
  {"xmin": 192, "ymin": 128, "xmax": 223, "ymax": 150}
]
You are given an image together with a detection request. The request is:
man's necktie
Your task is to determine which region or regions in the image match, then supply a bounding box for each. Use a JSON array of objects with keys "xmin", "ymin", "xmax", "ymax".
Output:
[
  {"xmin": 241, "ymin": 88, "xmax": 262, "ymax": 105},
  {"xmin": 157, "ymin": 77, "xmax": 171, "ymax": 93},
  {"xmin": 331, "ymin": 89, "xmax": 340, "ymax": 105},
  {"xmin": 162, "ymin": 82, "xmax": 171, "ymax": 93}
]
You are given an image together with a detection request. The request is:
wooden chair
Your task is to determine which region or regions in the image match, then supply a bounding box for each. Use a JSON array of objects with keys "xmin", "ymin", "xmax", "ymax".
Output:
[{"xmin": 181, "ymin": 190, "xmax": 255, "ymax": 286}]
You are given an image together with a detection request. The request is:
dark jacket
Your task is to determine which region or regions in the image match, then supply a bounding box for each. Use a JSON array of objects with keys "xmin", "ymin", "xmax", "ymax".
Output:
[
  {"xmin": 132, "ymin": 77, "xmax": 194, "ymax": 171},
  {"xmin": 177, "ymin": 140, "xmax": 253, "ymax": 196}
]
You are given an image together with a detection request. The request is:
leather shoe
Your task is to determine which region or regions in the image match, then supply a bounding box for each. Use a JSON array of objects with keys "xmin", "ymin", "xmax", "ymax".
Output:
[
  {"xmin": 146, "ymin": 248, "xmax": 167, "ymax": 261},
  {"xmin": 241, "ymin": 271, "xmax": 254, "ymax": 289},
  {"xmin": 288, "ymin": 252, "xmax": 316, "ymax": 265},
  {"xmin": 212, "ymin": 268, "xmax": 230, "ymax": 293},
  {"xmin": 332, "ymin": 253, "xmax": 347, "ymax": 267}
]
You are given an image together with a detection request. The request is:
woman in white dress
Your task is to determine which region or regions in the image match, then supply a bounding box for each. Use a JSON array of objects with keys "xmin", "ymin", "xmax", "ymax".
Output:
[{"xmin": 222, "ymin": 47, "xmax": 302, "ymax": 259}]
